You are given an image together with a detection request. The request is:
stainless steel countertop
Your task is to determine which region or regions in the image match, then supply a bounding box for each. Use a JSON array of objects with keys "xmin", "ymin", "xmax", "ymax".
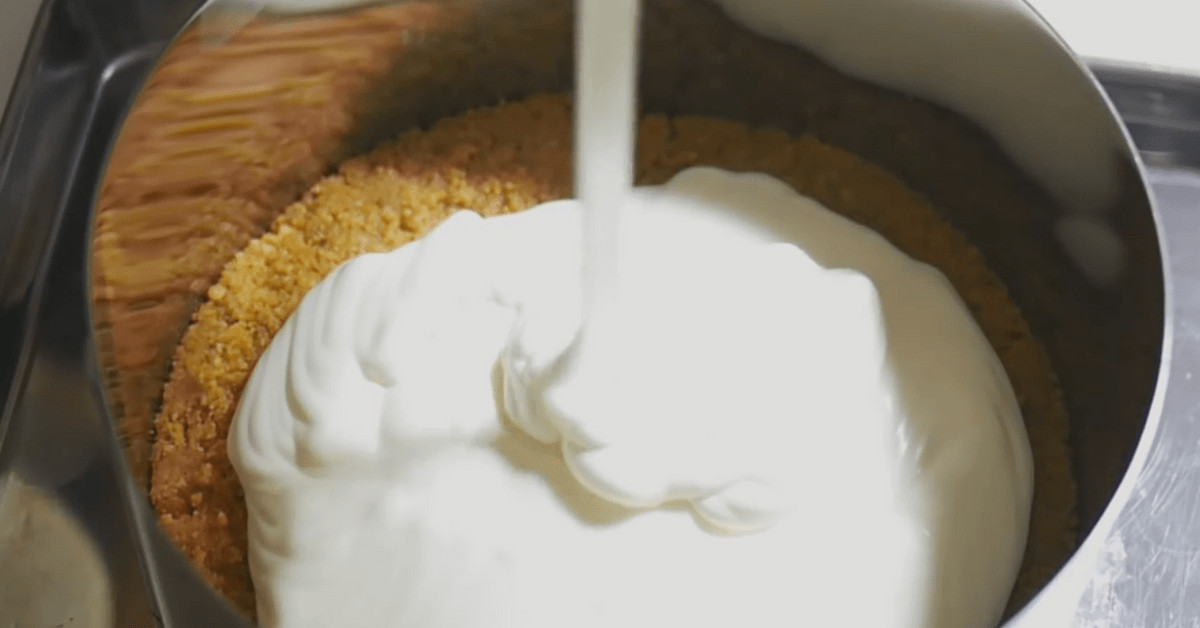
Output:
[
  {"xmin": 0, "ymin": 0, "xmax": 40, "ymax": 119},
  {"xmin": 1043, "ymin": 67, "xmax": 1200, "ymax": 627},
  {"xmin": 1076, "ymin": 164, "xmax": 1200, "ymax": 627}
]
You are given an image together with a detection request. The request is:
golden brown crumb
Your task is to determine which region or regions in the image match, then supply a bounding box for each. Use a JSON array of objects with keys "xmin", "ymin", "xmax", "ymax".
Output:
[{"xmin": 149, "ymin": 94, "xmax": 1074, "ymax": 617}]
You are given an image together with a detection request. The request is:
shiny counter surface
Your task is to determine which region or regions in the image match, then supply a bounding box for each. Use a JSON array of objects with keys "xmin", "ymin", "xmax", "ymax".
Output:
[{"xmin": 1060, "ymin": 66, "xmax": 1200, "ymax": 628}]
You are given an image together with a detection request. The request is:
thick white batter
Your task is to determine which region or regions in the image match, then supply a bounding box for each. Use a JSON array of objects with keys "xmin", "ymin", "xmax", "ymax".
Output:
[{"xmin": 229, "ymin": 168, "xmax": 1033, "ymax": 628}]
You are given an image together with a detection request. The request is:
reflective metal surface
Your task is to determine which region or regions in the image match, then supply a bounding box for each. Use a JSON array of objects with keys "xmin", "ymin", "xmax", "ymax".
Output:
[
  {"xmin": 0, "ymin": 0, "xmax": 1192, "ymax": 626},
  {"xmin": 1056, "ymin": 66, "xmax": 1200, "ymax": 628}
]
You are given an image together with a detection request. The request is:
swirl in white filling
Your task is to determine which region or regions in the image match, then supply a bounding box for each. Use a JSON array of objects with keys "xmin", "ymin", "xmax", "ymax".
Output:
[{"xmin": 230, "ymin": 167, "xmax": 1033, "ymax": 628}]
